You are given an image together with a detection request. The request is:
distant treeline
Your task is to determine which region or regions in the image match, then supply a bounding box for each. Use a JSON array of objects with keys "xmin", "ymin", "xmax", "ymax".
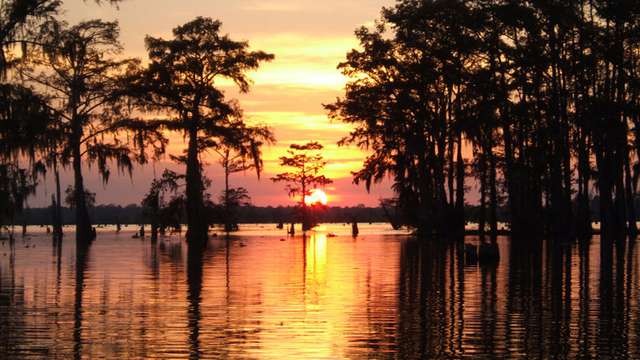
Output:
[
  {"xmin": 12, "ymin": 196, "xmax": 628, "ymax": 227},
  {"xmin": 12, "ymin": 205, "xmax": 388, "ymax": 226}
]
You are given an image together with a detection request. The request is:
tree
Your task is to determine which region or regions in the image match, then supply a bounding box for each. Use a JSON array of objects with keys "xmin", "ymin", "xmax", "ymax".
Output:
[
  {"xmin": 217, "ymin": 187, "xmax": 250, "ymax": 232},
  {"xmin": 0, "ymin": 1, "xmax": 124, "ymax": 244},
  {"xmin": 0, "ymin": 83, "xmax": 66, "ymax": 242},
  {"xmin": 327, "ymin": 0, "xmax": 480, "ymax": 237},
  {"xmin": 0, "ymin": 0, "xmax": 63, "ymax": 240},
  {"xmin": 0, "ymin": 164, "xmax": 39, "ymax": 239},
  {"xmin": 217, "ymin": 147, "xmax": 250, "ymax": 233},
  {"xmin": 0, "ymin": 0, "xmax": 60, "ymax": 75},
  {"xmin": 64, "ymin": 184, "xmax": 95, "ymax": 209},
  {"xmin": 214, "ymin": 125, "xmax": 274, "ymax": 234},
  {"xmin": 19, "ymin": 19, "xmax": 166, "ymax": 244},
  {"xmin": 0, "ymin": 84, "xmax": 71, "ymax": 242},
  {"xmin": 1, "ymin": 0, "xmax": 124, "ymax": 77},
  {"xmin": 136, "ymin": 17, "xmax": 274, "ymax": 246},
  {"xmin": 141, "ymin": 169, "xmax": 184, "ymax": 241},
  {"xmin": 0, "ymin": 83, "xmax": 51, "ymax": 234},
  {"xmin": 329, "ymin": 0, "xmax": 640, "ymax": 246},
  {"xmin": 271, "ymin": 142, "xmax": 333, "ymax": 231}
]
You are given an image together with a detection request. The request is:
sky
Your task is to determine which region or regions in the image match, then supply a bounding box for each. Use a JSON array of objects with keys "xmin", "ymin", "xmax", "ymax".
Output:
[{"xmin": 31, "ymin": 0, "xmax": 399, "ymax": 207}]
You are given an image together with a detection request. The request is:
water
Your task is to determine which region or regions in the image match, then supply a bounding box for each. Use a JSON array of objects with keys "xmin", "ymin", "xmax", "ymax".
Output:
[{"xmin": 0, "ymin": 224, "xmax": 639, "ymax": 359}]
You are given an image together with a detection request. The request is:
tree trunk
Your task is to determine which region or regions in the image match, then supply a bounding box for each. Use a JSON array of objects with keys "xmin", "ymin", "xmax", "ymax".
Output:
[
  {"xmin": 614, "ymin": 154, "xmax": 627, "ymax": 243},
  {"xmin": 51, "ymin": 195, "xmax": 59, "ymax": 245},
  {"xmin": 224, "ymin": 160, "xmax": 232, "ymax": 235},
  {"xmin": 596, "ymin": 143, "xmax": 615, "ymax": 246},
  {"xmin": 455, "ymin": 134, "xmax": 465, "ymax": 237},
  {"xmin": 72, "ymin": 125, "xmax": 93, "ymax": 245},
  {"xmin": 624, "ymin": 142, "xmax": 638, "ymax": 238},
  {"xmin": 185, "ymin": 121, "xmax": 207, "ymax": 245},
  {"xmin": 576, "ymin": 130, "xmax": 592, "ymax": 239},
  {"xmin": 151, "ymin": 193, "xmax": 159, "ymax": 243},
  {"xmin": 478, "ymin": 153, "xmax": 487, "ymax": 243},
  {"xmin": 301, "ymin": 182, "xmax": 310, "ymax": 231},
  {"xmin": 503, "ymin": 123, "xmax": 521, "ymax": 237},
  {"xmin": 53, "ymin": 161, "xmax": 63, "ymax": 241},
  {"xmin": 488, "ymin": 148, "xmax": 498, "ymax": 243},
  {"xmin": 151, "ymin": 223, "xmax": 158, "ymax": 242}
]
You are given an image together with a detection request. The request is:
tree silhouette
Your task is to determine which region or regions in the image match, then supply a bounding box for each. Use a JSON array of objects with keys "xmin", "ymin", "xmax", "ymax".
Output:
[
  {"xmin": 0, "ymin": 0, "xmax": 125, "ymax": 243},
  {"xmin": 136, "ymin": 17, "xmax": 274, "ymax": 245},
  {"xmin": 0, "ymin": 0, "xmax": 62, "ymax": 238},
  {"xmin": 217, "ymin": 147, "xmax": 250, "ymax": 233},
  {"xmin": 327, "ymin": 0, "xmax": 479, "ymax": 236},
  {"xmin": 0, "ymin": 164, "xmax": 38, "ymax": 238},
  {"xmin": 271, "ymin": 142, "xmax": 333, "ymax": 231},
  {"xmin": 218, "ymin": 187, "xmax": 250, "ymax": 232},
  {"xmin": 141, "ymin": 169, "xmax": 184, "ymax": 241},
  {"xmin": 0, "ymin": 84, "xmax": 51, "ymax": 234},
  {"xmin": 329, "ymin": 0, "xmax": 640, "ymax": 245},
  {"xmin": 64, "ymin": 185, "xmax": 95, "ymax": 209},
  {"xmin": 214, "ymin": 125, "xmax": 274, "ymax": 234},
  {"xmin": 0, "ymin": 84, "xmax": 68, "ymax": 242},
  {"xmin": 18, "ymin": 19, "xmax": 166, "ymax": 243},
  {"xmin": 1, "ymin": 0, "xmax": 123, "ymax": 76}
]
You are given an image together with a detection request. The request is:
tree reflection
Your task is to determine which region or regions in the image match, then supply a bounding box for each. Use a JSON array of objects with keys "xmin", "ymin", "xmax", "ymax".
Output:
[
  {"xmin": 546, "ymin": 242, "xmax": 572, "ymax": 358},
  {"xmin": 397, "ymin": 239, "xmax": 450, "ymax": 358},
  {"xmin": 186, "ymin": 237, "xmax": 204, "ymax": 360},
  {"xmin": 479, "ymin": 257, "xmax": 497, "ymax": 356},
  {"xmin": 73, "ymin": 239, "xmax": 91, "ymax": 360},
  {"xmin": 0, "ymin": 240, "xmax": 18, "ymax": 356},
  {"xmin": 505, "ymin": 239, "xmax": 542, "ymax": 357},
  {"xmin": 577, "ymin": 238, "xmax": 591, "ymax": 357}
]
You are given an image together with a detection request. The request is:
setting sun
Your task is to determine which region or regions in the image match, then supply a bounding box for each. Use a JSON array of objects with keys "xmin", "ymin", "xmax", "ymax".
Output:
[{"xmin": 305, "ymin": 189, "xmax": 329, "ymax": 206}]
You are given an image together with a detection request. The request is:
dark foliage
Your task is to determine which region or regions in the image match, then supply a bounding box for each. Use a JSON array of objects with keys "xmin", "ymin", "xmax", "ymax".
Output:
[
  {"xmin": 141, "ymin": 169, "xmax": 185, "ymax": 240},
  {"xmin": 328, "ymin": 0, "xmax": 640, "ymax": 244},
  {"xmin": 271, "ymin": 142, "xmax": 333, "ymax": 230},
  {"xmin": 135, "ymin": 17, "xmax": 273, "ymax": 245}
]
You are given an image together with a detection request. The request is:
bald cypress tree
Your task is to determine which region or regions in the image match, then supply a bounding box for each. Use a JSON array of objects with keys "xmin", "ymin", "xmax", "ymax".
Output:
[
  {"xmin": 215, "ymin": 124, "xmax": 275, "ymax": 234},
  {"xmin": 271, "ymin": 142, "xmax": 333, "ymax": 231},
  {"xmin": 137, "ymin": 17, "xmax": 274, "ymax": 246},
  {"xmin": 327, "ymin": 0, "xmax": 481, "ymax": 237},
  {"xmin": 19, "ymin": 20, "xmax": 166, "ymax": 244},
  {"xmin": 331, "ymin": 0, "xmax": 640, "ymax": 243},
  {"xmin": 0, "ymin": 0, "xmax": 125, "ymax": 243}
]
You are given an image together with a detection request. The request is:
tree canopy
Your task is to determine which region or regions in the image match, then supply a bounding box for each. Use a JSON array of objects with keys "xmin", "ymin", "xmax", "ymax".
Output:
[
  {"xmin": 19, "ymin": 19, "xmax": 166, "ymax": 242},
  {"xmin": 329, "ymin": 0, "xmax": 640, "ymax": 243},
  {"xmin": 272, "ymin": 141, "xmax": 333, "ymax": 230},
  {"xmin": 136, "ymin": 17, "xmax": 274, "ymax": 244}
]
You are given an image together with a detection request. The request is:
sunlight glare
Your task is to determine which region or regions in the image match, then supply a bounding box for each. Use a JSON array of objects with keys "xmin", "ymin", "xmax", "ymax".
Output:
[{"xmin": 305, "ymin": 189, "xmax": 328, "ymax": 206}]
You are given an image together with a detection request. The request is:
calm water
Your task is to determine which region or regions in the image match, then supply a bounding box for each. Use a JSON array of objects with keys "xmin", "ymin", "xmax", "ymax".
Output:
[{"xmin": 1, "ymin": 224, "xmax": 639, "ymax": 359}]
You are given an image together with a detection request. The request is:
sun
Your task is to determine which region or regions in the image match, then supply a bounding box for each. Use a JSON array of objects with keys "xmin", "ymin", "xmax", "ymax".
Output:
[{"xmin": 305, "ymin": 189, "xmax": 328, "ymax": 206}]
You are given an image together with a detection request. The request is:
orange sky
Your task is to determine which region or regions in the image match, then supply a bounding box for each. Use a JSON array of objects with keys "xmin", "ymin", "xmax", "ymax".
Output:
[{"xmin": 31, "ymin": 0, "xmax": 398, "ymax": 207}]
